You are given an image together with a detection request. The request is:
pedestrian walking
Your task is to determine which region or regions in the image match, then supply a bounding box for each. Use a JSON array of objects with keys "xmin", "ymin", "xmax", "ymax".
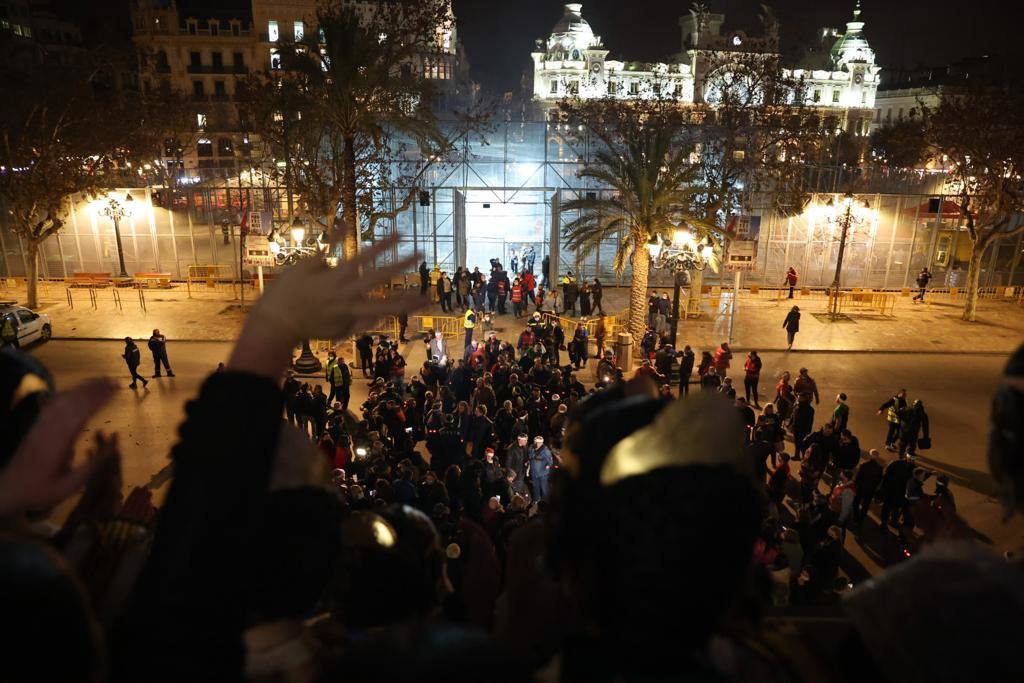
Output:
[
  {"xmin": 743, "ymin": 350, "xmax": 762, "ymax": 406},
  {"xmin": 326, "ymin": 351, "xmax": 352, "ymax": 413},
  {"xmin": 122, "ymin": 337, "xmax": 148, "ymax": 389},
  {"xmin": 147, "ymin": 329, "xmax": 174, "ymax": 377},
  {"xmin": 785, "ymin": 267, "xmax": 799, "ymax": 299},
  {"xmin": 783, "ymin": 305, "xmax": 801, "ymax": 349},
  {"xmin": 912, "ymin": 267, "xmax": 932, "ymax": 302}
]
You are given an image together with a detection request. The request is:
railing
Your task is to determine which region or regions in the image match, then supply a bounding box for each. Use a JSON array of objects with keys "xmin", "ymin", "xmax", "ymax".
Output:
[{"xmin": 186, "ymin": 264, "xmax": 238, "ymax": 298}]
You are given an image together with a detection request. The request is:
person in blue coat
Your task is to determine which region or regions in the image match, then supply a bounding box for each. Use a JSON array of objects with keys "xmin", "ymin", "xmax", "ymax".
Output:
[{"xmin": 528, "ymin": 435, "xmax": 554, "ymax": 501}]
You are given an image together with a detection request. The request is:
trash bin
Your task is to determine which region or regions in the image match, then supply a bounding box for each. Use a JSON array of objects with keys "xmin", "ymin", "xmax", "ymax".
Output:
[{"xmin": 615, "ymin": 331, "xmax": 633, "ymax": 373}]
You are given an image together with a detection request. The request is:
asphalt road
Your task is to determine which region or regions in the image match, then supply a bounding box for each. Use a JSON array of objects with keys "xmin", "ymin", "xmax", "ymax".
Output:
[{"xmin": 24, "ymin": 340, "xmax": 1024, "ymax": 575}]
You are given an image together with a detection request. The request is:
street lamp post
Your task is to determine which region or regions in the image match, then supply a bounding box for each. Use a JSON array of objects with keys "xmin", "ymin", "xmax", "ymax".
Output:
[
  {"xmin": 98, "ymin": 192, "xmax": 134, "ymax": 278},
  {"xmin": 648, "ymin": 228, "xmax": 714, "ymax": 347},
  {"xmin": 826, "ymin": 192, "xmax": 870, "ymax": 318}
]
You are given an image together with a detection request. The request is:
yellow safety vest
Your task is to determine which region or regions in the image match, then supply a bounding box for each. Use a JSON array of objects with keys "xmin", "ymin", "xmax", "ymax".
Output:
[
  {"xmin": 463, "ymin": 310, "xmax": 476, "ymax": 329},
  {"xmin": 886, "ymin": 397, "xmax": 901, "ymax": 423}
]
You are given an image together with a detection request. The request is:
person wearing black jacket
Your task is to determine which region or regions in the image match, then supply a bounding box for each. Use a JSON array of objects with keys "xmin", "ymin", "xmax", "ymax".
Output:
[
  {"xmin": 783, "ymin": 305, "xmax": 801, "ymax": 349},
  {"xmin": 899, "ymin": 400, "xmax": 930, "ymax": 456},
  {"xmin": 852, "ymin": 450, "xmax": 884, "ymax": 524},
  {"xmin": 678, "ymin": 345, "xmax": 695, "ymax": 396},
  {"xmin": 879, "ymin": 453, "xmax": 914, "ymax": 531},
  {"xmin": 147, "ymin": 329, "xmax": 174, "ymax": 377},
  {"xmin": 419, "ymin": 261, "xmax": 429, "ymax": 296},
  {"xmin": 111, "ymin": 237, "xmax": 419, "ymax": 682},
  {"xmin": 122, "ymin": 337, "xmax": 148, "ymax": 390}
]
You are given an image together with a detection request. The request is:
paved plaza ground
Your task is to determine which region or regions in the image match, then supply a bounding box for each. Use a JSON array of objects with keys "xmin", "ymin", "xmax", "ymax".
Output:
[
  {"xmin": 6, "ymin": 277, "xmax": 1024, "ymax": 354},
  {"xmin": 9, "ymin": 276, "xmax": 1024, "ymax": 580}
]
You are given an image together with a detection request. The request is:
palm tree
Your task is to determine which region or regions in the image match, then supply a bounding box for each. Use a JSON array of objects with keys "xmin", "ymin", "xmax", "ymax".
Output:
[{"xmin": 560, "ymin": 116, "xmax": 713, "ymax": 343}]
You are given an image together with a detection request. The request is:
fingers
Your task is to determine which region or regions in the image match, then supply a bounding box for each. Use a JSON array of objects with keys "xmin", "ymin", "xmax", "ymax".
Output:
[
  {"xmin": 16, "ymin": 379, "xmax": 116, "ymax": 470},
  {"xmin": 347, "ymin": 232, "xmax": 401, "ymax": 269}
]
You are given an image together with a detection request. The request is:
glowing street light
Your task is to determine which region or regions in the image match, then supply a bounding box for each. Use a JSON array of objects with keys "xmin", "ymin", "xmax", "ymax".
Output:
[
  {"xmin": 290, "ymin": 225, "xmax": 306, "ymax": 245},
  {"xmin": 96, "ymin": 192, "xmax": 134, "ymax": 277},
  {"xmin": 649, "ymin": 225, "xmax": 716, "ymax": 346}
]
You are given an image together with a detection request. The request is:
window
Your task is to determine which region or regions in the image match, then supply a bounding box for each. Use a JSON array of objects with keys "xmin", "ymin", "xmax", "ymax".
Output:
[
  {"xmin": 813, "ymin": 89, "xmax": 821, "ymax": 102},
  {"xmin": 268, "ymin": 20, "xmax": 279, "ymax": 42},
  {"xmin": 214, "ymin": 80, "xmax": 226, "ymax": 97},
  {"xmin": 197, "ymin": 139, "xmax": 213, "ymax": 157},
  {"xmin": 196, "ymin": 113, "xmax": 207, "ymax": 129},
  {"xmin": 571, "ymin": 49, "xmax": 580, "ymax": 60},
  {"xmin": 189, "ymin": 51, "xmax": 201, "ymax": 68},
  {"xmin": 270, "ymin": 50, "xmax": 281, "ymax": 70},
  {"xmin": 21, "ymin": 24, "xmax": 31, "ymax": 38},
  {"xmin": 156, "ymin": 50, "xmax": 169, "ymax": 70},
  {"xmin": 192, "ymin": 80, "xmax": 205, "ymax": 97},
  {"xmin": 209, "ymin": 20, "xmax": 219, "ymax": 36},
  {"xmin": 832, "ymin": 89, "xmax": 840, "ymax": 103},
  {"xmin": 607, "ymin": 80, "xmax": 618, "ymax": 94},
  {"xmin": 653, "ymin": 82, "xmax": 662, "ymax": 96},
  {"xmin": 567, "ymin": 81, "xmax": 579, "ymax": 94},
  {"xmin": 233, "ymin": 52, "xmax": 244, "ymax": 69},
  {"xmin": 629, "ymin": 81, "xmax": 639, "ymax": 95},
  {"xmin": 17, "ymin": 310, "xmax": 33, "ymax": 324},
  {"xmin": 211, "ymin": 51, "xmax": 223, "ymax": 69},
  {"xmin": 231, "ymin": 21, "xmax": 240, "ymax": 37},
  {"xmin": 217, "ymin": 138, "xmax": 234, "ymax": 156},
  {"xmin": 187, "ymin": 19, "xmax": 197, "ymax": 35},
  {"xmin": 549, "ymin": 80, "xmax": 558, "ymax": 94},
  {"xmin": 294, "ymin": 21, "xmax": 304, "ymax": 41},
  {"xmin": 885, "ymin": 108, "xmax": 891, "ymax": 121},
  {"xmin": 862, "ymin": 91, "xmax": 867, "ymax": 104}
]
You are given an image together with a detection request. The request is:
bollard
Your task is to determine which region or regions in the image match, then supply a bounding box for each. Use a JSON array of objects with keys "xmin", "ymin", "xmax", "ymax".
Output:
[{"xmin": 615, "ymin": 331, "xmax": 634, "ymax": 373}]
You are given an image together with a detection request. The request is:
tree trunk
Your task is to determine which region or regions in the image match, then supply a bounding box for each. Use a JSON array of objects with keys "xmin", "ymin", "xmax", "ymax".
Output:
[
  {"xmin": 628, "ymin": 246, "xmax": 650, "ymax": 342},
  {"xmin": 25, "ymin": 240, "xmax": 40, "ymax": 309},
  {"xmin": 961, "ymin": 240, "xmax": 984, "ymax": 322},
  {"xmin": 341, "ymin": 134, "xmax": 359, "ymax": 261}
]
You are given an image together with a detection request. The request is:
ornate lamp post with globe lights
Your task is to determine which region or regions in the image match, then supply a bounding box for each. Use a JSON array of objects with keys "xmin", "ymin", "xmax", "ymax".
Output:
[
  {"xmin": 648, "ymin": 226, "xmax": 715, "ymax": 347},
  {"xmin": 824, "ymin": 191, "xmax": 873, "ymax": 319},
  {"xmin": 96, "ymin": 192, "xmax": 134, "ymax": 278}
]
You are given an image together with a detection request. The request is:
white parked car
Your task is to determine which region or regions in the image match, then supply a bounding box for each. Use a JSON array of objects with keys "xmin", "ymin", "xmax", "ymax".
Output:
[{"xmin": 0, "ymin": 302, "xmax": 52, "ymax": 346}]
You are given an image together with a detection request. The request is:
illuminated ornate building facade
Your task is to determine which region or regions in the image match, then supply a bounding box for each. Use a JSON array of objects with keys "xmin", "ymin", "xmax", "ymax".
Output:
[{"xmin": 531, "ymin": 2, "xmax": 879, "ymax": 136}]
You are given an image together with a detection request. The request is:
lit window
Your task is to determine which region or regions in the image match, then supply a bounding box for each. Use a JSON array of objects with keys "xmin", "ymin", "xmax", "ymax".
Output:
[
  {"xmin": 294, "ymin": 21, "xmax": 304, "ymax": 41},
  {"xmin": 319, "ymin": 28, "xmax": 325, "ymax": 43},
  {"xmin": 196, "ymin": 113, "xmax": 207, "ymax": 129},
  {"xmin": 22, "ymin": 25, "xmax": 31, "ymax": 38},
  {"xmin": 268, "ymin": 20, "xmax": 278, "ymax": 42},
  {"xmin": 13, "ymin": 23, "xmax": 23, "ymax": 36},
  {"xmin": 270, "ymin": 50, "xmax": 281, "ymax": 70}
]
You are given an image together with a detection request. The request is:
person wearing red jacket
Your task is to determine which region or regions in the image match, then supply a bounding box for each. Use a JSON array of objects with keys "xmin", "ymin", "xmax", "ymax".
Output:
[
  {"xmin": 743, "ymin": 350, "xmax": 763, "ymax": 407},
  {"xmin": 713, "ymin": 342, "xmax": 732, "ymax": 378},
  {"xmin": 522, "ymin": 271, "xmax": 536, "ymax": 304}
]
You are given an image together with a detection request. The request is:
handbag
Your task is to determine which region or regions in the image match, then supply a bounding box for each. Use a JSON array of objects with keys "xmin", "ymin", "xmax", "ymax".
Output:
[{"xmin": 917, "ymin": 436, "xmax": 932, "ymax": 450}]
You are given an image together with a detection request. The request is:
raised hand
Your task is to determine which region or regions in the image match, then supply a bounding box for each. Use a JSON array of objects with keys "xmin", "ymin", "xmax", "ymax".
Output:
[
  {"xmin": 0, "ymin": 379, "xmax": 115, "ymax": 517},
  {"xmin": 229, "ymin": 227, "xmax": 426, "ymax": 378}
]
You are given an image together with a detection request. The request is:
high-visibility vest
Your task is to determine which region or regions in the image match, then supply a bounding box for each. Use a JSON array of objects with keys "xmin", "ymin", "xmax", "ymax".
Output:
[
  {"xmin": 464, "ymin": 310, "xmax": 476, "ymax": 329},
  {"xmin": 886, "ymin": 397, "xmax": 901, "ymax": 423}
]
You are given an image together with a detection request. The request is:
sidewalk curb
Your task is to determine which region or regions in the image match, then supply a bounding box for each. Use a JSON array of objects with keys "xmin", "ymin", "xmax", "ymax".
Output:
[{"xmin": 48, "ymin": 336, "xmax": 1016, "ymax": 356}]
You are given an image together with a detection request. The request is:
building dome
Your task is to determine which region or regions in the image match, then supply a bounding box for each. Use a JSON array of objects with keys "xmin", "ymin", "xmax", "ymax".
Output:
[
  {"xmin": 831, "ymin": 2, "xmax": 874, "ymax": 67},
  {"xmin": 547, "ymin": 3, "xmax": 601, "ymax": 54}
]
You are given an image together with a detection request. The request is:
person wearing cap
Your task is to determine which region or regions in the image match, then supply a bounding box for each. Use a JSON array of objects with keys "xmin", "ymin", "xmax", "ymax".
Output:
[
  {"xmin": 527, "ymin": 435, "xmax": 554, "ymax": 501},
  {"xmin": 147, "ymin": 329, "xmax": 174, "ymax": 378},
  {"xmin": 122, "ymin": 337, "xmax": 148, "ymax": 390}
]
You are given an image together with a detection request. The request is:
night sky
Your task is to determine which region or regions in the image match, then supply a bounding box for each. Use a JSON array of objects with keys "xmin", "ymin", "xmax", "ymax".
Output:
[{"xmin": 452, "ymin": 0, "xmax": 1023, "ymax": 91}]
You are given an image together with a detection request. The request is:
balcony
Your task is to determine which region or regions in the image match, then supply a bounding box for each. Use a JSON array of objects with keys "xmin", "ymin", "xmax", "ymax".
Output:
[{"xmin": 211, "ymin": 93, "xmax": 232, "ymax": 102}]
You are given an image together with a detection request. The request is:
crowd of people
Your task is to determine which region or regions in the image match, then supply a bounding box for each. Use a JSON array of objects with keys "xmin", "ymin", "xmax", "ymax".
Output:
[{"xmin": 1, "ymin": 238, "xmax": 1022, "ymax": 682}]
